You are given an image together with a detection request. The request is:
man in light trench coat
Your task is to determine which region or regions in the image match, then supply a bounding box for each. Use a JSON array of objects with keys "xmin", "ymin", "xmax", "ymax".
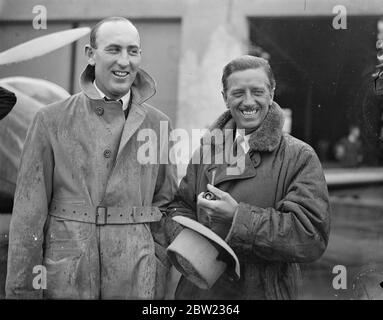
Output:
[{"xmin": 6, "ymin": 17, "xmax": 177, "ymax": 299}]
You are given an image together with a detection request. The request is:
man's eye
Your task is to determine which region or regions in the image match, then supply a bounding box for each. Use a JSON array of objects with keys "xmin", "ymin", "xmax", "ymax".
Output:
[
  {"xmin": 129, "ymin": 49, "xmax": 140, "ymax": 55},
  {"xmin": 106, "ymin": 48, "xmax": 119, "ymax": 53},
  {"xmin": 253, "ymin": 90, "xmax": 265, "ymax": 96},
  {"xmin": 232, "ymin": 92, "xmax": 243, "ymax": 97}
]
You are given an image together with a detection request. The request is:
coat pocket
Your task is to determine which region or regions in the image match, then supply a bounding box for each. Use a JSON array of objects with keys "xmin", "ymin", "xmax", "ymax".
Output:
[
  {"xmin": 42, "ymin": 215, "xmax": 94, "ymax": 299},
  {"xmin": 43, "ymin": 247, "xmax": 88, "ymax": 299}
]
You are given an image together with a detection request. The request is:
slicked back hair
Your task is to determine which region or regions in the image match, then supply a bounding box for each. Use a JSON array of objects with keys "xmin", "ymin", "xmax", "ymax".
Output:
[
  {"xmin": 222, "ymin": 55, "xmax": 276, "ymax": 93},
  {"xmin": 90, "ymin": 16, "xmax": 137, "ymax": 49}
]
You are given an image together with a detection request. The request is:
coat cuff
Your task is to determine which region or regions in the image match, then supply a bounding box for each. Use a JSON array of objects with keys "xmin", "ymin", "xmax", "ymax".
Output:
[{"xmin": 225, "ymin": 202, "xmax": 260, "ymax": 252}]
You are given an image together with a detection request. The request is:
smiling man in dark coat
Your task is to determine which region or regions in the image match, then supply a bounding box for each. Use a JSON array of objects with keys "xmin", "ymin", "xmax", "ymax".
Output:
[{"xmin": 167, "ymin": 55, "xmax": 331, "ymax": 300}]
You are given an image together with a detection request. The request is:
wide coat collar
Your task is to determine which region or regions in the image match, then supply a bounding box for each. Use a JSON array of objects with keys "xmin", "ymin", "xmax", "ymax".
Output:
[
  {"xmin": 201, "ymin": 102, "xmax": 285, "ymax": 185},
  {"xmin": 79, "ymin": 64, "xmax": 156, "ymax": 105},
  {"xmin": 203, "ymin": 101, "xmax": 285, "ymax": 153}
]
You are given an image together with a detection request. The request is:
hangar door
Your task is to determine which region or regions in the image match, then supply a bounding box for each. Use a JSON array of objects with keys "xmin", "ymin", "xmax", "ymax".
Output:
[{"xmin": 248, "ymin": 16, "xmax": 380, "ymax": 163}]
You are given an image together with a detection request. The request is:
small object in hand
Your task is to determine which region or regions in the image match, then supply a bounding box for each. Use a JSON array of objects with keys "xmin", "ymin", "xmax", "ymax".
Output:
[
  {"xmin": 202, "ymin": 169, "xmax": 216, "ymax": 200},
  {"xmin": 203, "ymin": 191, "xmax": 216, "ymax": 200}
]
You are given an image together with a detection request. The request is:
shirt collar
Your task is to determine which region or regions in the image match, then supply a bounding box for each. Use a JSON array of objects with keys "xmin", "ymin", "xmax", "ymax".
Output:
[
  {"xmin": 93, "ymin": 80, "xmax": 131, "ymax": 111},
  {"xmin": 235, "ymin": 129, "xmax": 251, "ymax": 154}
]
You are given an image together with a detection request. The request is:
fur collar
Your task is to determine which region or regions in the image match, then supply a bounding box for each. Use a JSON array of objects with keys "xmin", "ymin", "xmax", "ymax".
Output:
[{"xmin": 203, "ymin": 102, "xmax": 285, "ymax": 152}]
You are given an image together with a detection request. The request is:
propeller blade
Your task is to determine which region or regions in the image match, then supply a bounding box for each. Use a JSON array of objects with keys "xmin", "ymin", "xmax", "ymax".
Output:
[{"xmin": 0, "ymin": 27, "xmax": 90, "ymax": 66}]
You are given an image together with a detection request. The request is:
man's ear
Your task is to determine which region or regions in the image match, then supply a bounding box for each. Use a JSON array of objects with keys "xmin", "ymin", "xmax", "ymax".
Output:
[
  {"xmin": 221, "ymin": 90, "xmax": 229, "ymax": 108},
  {"xmin": 85, "ymin": 45, "xmax": 95, "ymax": 66}
]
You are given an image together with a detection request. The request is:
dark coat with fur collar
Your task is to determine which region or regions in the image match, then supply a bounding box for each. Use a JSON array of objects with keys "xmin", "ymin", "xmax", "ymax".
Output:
[{"xmin": 167, "ymin": 102, "xmax": 330, "ymax": 300}]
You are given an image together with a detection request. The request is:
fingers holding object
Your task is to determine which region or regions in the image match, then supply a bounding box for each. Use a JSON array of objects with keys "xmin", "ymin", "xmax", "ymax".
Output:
[
  {"xmin": 207, "ymin": 184, "xmax": 226, "ymax": 199},
  {"xmin": 197, "ymin": 192, "xmax": 217, "ymax": 210}
]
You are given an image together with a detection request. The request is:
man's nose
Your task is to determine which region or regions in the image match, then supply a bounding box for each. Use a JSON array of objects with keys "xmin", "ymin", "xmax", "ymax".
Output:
[
  {"xmin": 243, "ymin": 91, "xmax": 255, "ymax": 106},
  {"xmin": 117, "ymin": 51, "xmax": 130, "ymax": 67}
]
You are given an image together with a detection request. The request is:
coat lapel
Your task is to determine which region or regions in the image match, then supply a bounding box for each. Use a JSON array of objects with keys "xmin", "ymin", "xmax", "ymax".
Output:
[
  {"xmin": 204, "ymin": 154, "xmax": 257, "ymax": 187},
  {"xmin": 116, "ymin": 102, "xmax": 146, "ymax": 157},
  {"xmin": 203, "ymin": 130, "xmax": 258, "ymax": 186}
]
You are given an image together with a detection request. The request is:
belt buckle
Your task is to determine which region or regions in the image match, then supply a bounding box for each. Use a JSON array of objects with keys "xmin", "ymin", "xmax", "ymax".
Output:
[{"xmin": 96, "ymin": 206, "xmax": 107, "ymax": 225}]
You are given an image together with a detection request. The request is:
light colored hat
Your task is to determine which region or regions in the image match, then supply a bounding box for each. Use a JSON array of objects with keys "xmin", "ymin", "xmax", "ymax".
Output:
[{"xmin": 167, "ymin": 216, "xmax": 240, "ymax": 290}]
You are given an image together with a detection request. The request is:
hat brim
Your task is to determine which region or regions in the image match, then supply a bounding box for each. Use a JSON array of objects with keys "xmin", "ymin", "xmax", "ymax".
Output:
[{"xmin": 172, "ymin": 216, "xmax": 240, "ymax": 279}]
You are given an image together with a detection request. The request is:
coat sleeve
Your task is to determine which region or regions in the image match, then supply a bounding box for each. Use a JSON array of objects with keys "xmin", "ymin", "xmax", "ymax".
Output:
[
  {"xmin": 225, "ymin": 147, "xmax": 330, "ymax": 263},
  {"xmin": 164, "ymin": 150, "xmax": 202, "ymax": 244},
  {"xmin": 149, "ymin": 121, "xmax": 179, "ymax": 250},
  {"xmin": 5, "ymin": 110, "xmax": 53, "ymax": 299},
  {"xmin": 150, "ymin": 161, "xmax": 178, "ymax": 248}
]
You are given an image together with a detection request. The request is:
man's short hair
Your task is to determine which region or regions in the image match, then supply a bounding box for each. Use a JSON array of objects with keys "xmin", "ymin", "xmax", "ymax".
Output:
[
  {"xmin": 90, "ymin": 16, "xmax": 132, "ymax": 49},
  {"xmin": 221, "ymin": 55, "xmax": 276, "ymax": 93}
]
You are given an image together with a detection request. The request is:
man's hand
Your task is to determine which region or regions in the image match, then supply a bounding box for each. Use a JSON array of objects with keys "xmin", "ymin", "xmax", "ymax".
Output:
[{"xmin": 197, "ymin": 184, "xmax": 239, "ymax": 225}]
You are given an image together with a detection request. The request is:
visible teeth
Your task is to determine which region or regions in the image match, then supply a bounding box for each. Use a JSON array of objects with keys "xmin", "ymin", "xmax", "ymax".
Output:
[
  {"xmin": 241, "ymin": 110, "xmax": 258, "ymax": 115},
  {"xmin": 113, "ymin": 71, "xmax": 128, "ymax": 77}
]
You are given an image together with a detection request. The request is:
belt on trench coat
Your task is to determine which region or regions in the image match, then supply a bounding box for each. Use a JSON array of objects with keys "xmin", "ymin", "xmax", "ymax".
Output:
[{"xmin": 48, "ymin": 201, "xmax": 163, "ymax": 225}]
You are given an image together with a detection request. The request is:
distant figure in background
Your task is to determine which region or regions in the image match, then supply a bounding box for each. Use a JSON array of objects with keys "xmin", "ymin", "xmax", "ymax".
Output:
[
  {"xmin": 317, "ymin": 139, "xmax": 330, "ymax": 162},
  {"xmin": 334, "ymin": 125, "xmax": 363, "ymax": 167},
  {"xmin": 0, "ymin": 86, "xmax": 17, "ymax": 120}
]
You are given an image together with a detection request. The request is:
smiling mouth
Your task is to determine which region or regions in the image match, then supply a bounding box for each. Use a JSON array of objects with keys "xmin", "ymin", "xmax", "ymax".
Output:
[
  {"xmin": 112, "ymin": 71, "xmax": 130, "ymax": 78},
  {"xmin": 240, "ymin": 109, "xmax": 259, "ymax": 117}
]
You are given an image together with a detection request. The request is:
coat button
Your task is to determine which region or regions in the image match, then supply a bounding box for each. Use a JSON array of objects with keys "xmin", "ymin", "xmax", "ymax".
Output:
[
  {"xmin": 103, "ymin": 149, "xmax": 112, "ymax": 158},
  {"xmin": 96, "ymin": 106, "xmax": 104, "ymax": 116}
]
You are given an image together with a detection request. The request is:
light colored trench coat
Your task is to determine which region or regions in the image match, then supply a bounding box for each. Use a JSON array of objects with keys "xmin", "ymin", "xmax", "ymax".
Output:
[{"xmin": 6, "ymin": 65, "xmax": 177, "ymax": 299}]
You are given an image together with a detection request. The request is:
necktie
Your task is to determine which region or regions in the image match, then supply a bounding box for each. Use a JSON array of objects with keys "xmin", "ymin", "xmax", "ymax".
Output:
[
  {"xmin": 104, "ymin": 97, "xmax": 129, "ymax": 119},
  {"xmin": 234, "ymin": 134, "xmax": 246, "ymax": 158},
  {"xmin": 227, "ymin": 134, "xmax": 246, "ymax": 175}
]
